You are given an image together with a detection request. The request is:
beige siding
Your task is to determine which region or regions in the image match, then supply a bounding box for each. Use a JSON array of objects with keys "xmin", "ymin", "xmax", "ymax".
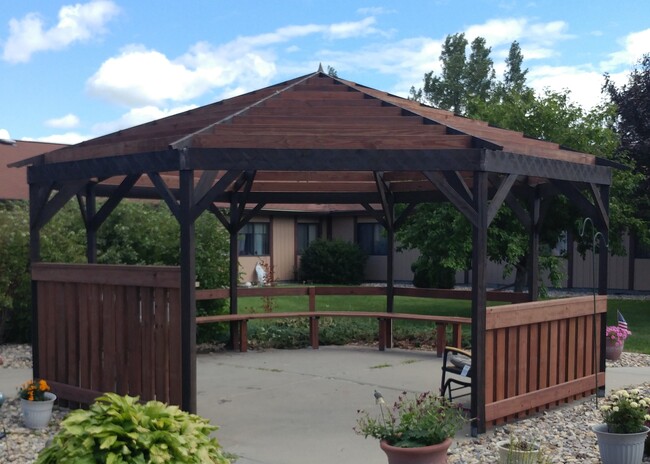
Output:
[
  {"xmin": 239, "ymin": 256, "xmax": 265, "ymax": 284},
  {"xmin": 272, "ymin": 217, "xmax": 296, "ymax": 281},
  {"xmin": 331, "ymin": 217, "xmax": 354, "ymax": 242},
  {"xmin": 634, "ymin": 260, "xmax": 650, "ymax": 290},
  {"xmin": 572, "ymin": 234, "xmax": 630, "ymax": 290}
]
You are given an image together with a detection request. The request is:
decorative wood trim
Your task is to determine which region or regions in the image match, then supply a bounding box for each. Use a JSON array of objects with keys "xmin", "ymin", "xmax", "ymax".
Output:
[
  {"xmin": 148, "ymin": 172, "xmax": 180, "ymax": 220},
  {"xmin": 487, "ymin": 174, "xmax": 517, "ymax": 226},
  {"xmin": 485, "ymin": 373, "xmax": 605, "ymax": 421},
  {"xmin": 32, "ymin": 263, "xmax": 181, "ymax": 288},
  {"xmin": 423, "ymin": 170, "xmax": 478, "ymax": 227}
]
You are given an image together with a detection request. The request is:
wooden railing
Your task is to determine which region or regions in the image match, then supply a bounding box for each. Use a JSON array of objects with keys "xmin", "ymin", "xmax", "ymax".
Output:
[
  {"xmin": 483, "ymin": 296, "xmax": 606, "ymax": 425},
  {"xmin": 195, "ymin": 286, "xmax": 524, "ymax": 355},
  {"xmin": 32, "ymin": 263, "xmax": 183, "ymax": 408},
  {"xmin": 196, "ymin": 285, "xmax": 528, "ymax": 304}
]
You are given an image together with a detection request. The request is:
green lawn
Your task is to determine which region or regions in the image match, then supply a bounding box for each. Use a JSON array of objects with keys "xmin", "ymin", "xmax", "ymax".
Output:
[
  {"xmin": 233, "ymin": 293, "xmax": 650, "ymax": 354},
  {"xmin": 608, "ymin": 299, "xmax": 650, "ymax": 354}
]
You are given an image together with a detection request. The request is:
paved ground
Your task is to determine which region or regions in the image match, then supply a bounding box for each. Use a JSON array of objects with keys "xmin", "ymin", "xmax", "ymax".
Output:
[{"xmin": 2, "ymin": 345, "xmax": 648, "ymax": 464}]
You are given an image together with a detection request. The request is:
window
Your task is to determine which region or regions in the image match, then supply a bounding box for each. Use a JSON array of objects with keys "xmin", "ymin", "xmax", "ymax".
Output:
[
  {"xmin": 357, "ymin": 223, "xmax": 387, "ymax": 256},
  {"xmin": 238, "ymin": 223, "xmax": 269, "ymax": 256},
  {"xmin": 297, "ymin": 223, "xmax": 319, "ymax": 254}
]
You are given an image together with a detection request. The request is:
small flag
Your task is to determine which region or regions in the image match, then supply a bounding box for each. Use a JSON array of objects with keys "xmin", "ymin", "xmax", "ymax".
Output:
[{"xmin": 617, "ymin": 310, "xmax": 628, "ymax": 331}]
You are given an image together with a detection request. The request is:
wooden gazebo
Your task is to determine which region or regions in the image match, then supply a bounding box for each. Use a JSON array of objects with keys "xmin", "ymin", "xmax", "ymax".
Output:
[{"xmin": 13, "ymin": 69, "xmax": 613, "ymax": 433}]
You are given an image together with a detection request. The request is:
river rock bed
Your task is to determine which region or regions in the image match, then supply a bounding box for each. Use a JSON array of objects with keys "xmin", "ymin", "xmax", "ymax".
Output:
[{"xmin": 1, "ymin": 344, "xmax": 649, "ymax": 463}]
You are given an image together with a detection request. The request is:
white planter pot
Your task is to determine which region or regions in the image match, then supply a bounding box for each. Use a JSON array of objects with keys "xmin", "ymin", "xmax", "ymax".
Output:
[
  {"xmin": 496, "ymin": 440, "xmax": 540, "ymax": 464},
  {"xmin": 592, "ymin": 423, "xmax": 649, "ymax": 464},
  {"xmin": 21, "ymin": 392, "xmax": 56, "ymax": 429}
]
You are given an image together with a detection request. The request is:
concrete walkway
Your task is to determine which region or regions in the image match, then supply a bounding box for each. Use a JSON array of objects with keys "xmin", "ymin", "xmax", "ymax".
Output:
[{"xmin": 1, "ymin": 346, "xmax": 649, "ymax": 464}]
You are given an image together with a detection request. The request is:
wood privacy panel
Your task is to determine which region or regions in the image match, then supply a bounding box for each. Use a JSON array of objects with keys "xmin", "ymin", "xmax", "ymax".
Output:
[
  {"xmin": 484, "ymin": 296, "xmax": 607, "ymax": 425},
  {"xmin": 33, "ymin": 263, "xmax": 182, "ymax": 407}
]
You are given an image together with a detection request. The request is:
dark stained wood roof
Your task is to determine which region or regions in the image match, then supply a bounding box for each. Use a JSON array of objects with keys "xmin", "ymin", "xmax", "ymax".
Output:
[{"xmin": 12, "ymin": 70, "xmax": 613, "ymax": 209}]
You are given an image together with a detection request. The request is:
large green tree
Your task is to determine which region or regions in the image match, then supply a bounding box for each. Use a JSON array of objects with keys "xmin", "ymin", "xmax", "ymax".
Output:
[
  {"xmin": 401, "ymin": 34, "xmax": 639, "ymax": 292},
  {"xmin": 603, "ymin": 55, "xmax": 650, "ymax": 247}
]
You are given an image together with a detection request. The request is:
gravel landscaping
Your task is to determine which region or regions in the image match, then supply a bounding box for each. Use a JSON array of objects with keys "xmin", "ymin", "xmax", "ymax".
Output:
[{"xmin": 1, "ymin": 344, "xmax": 649, "ymax": 463}]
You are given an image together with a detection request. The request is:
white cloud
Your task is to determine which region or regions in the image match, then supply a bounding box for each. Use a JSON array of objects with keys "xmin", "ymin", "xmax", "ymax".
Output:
[
  {"xmin": 601, "ymin": 28, "xmax": 650, "ymax": 71},
  {"xmin": 0, "ymin": 128, "xmax": 13, "ymax": 141},
  {"xmin": 31, "ymin": 132, "xmax": 89, "ymax": 144},
  {"xmin": 45, "ymin": 113, "xmax": 80, "ymax": 129},
  {"xmin": 527, "ymin": 65, "xmax": 608, "ymax": 109},
  {"xmin": 91, "ymin": 104, "xmax": 197, "ymax": 136},
  {"xmin": 2, "ymin": 0, "xmax": 120, "ymax": 63},
  {"xmin": 86, "ymin": 17, "xmax": 383, "ymax": 107}
]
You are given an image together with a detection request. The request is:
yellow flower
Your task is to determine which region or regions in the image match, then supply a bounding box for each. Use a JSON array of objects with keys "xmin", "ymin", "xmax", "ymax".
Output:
[
  {"xmin": 612, "ymin": 406, "xmax": 619, "ymax": 412},
  {"xmin": 630, "ymin": 402, "xmax": 639, "ymax": 408}
]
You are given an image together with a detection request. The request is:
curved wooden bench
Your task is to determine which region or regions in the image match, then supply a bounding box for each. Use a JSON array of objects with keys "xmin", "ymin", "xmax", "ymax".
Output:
[{"xmin": 197, "ymin": 311, "xmax": 471, "ymax": 357}]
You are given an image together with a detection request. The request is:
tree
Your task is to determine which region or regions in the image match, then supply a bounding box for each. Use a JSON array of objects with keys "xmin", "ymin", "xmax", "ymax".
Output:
[
  {"xmin": 327, "ymin": 65, "xmax": 338, "ymax": 77},
  {"xmin": 401, "ymin": 34, "xmax": 642, "ymax": 293},
  {"xmin": 603, "ymin": 55, "xmax": 650, "ymax": 247},
  {"xmin": 422, "ymin": 33, "xmax": 469, "ymax": 113},
  {"xmin": 503, "ymin": 41, "xmax": 527, "ymax": 92},
  {"xmin": 419, "ymin": 33, "xmax": 496, "ymax": 115},
  {"xmin": 465, "ymin": 37, "xmax": 495, "ymax": 115}
]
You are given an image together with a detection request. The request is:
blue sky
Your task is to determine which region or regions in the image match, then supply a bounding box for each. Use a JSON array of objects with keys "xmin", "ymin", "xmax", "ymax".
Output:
[{"xmin": 1, "ymin": 0, "xmax": 649, "ymax": 144}]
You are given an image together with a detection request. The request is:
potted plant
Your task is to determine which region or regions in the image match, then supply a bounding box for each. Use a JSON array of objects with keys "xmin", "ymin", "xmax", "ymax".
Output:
[
  {"xmin": 36, "ymin": 393, "xmax": 230, "ymax": 463},
  {"xmin": 355, "ymin": 390, "xmax": 467, "ymax": 464},
  {"xmin": 605, "ymin": 325, "xmax": 631, "ymax": 360},
  {"xmin": 496, "ymin": 437, "xmax": 548, "ymax": 463},
  {"xmin": 18, "ymin": 378, "xmax": 56, "ymax": 429},
  {"xmin": 592, "ymin": 388, "xmax": 650, "ymax": 464}
]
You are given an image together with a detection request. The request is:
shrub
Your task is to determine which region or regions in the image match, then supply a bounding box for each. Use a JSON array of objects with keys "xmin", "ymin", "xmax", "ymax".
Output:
[
  {"xmin": 0, "ymin": 200, "xmax": 230, "ymax": 343},
  {"xmin": 36, "ymin": 393, "xmax": 230, "ymax": 464},
  {"xmin": 411, "ymin": 257, "xmax": 455, "ymax": 289},
  {"xmin": 299, "ymin": 239, "xmax": 367, "ymax": 285}
]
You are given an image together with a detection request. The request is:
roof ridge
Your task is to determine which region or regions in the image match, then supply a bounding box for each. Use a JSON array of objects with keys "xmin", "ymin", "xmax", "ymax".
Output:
[{"xmin": 170, "ymin": 71, "xmax": 321, "ymax": 150}]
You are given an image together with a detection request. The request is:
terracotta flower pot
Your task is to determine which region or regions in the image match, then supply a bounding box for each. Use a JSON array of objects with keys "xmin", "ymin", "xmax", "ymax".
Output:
[
  {"xmin": 380, "ymin": 438, "xmax": 452, "ymax": 464},
  {"xmin": 605, "ymin": 339, "xmax": 623, "ymax": 361}
]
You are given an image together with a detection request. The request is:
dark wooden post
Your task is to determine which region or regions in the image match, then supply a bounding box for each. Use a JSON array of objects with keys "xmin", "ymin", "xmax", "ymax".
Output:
[
  {"xmin": 29, "ymin": 182, "xmax": 43, "ymax": 380},
  {"xmin": 527, "ymin": 189, "xmax": 540, "ymax": 301},
  {"xmin": 597, "ymin": 185, "xmax": 610, "ymax": 296},
  {"xmin": 597, "ymin": 185, "xmax": 610, "ymax": 398},
  {"xmin": 179, "ymin": 166, "xmax": 197, "ymax": 413},
  {"xmin": 385, "ymin": 224, "xmax": 395, "ymax": 348},
  {"xmin": 470, "ymin": 171, "xmax": 488, "ymax": 436},
  {"xmin": 86, "ymin": 182, "xmax": 97, "ymax": 263},
  {"xmin": 229, "ymin": 194, "xmax": 241, "ymax": 350}
]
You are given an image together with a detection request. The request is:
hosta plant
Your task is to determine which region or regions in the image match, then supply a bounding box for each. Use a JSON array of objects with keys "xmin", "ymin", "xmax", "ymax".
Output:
[{"xmin": 36, "ymin": 393, "xmax": 230, "ymax": 464}]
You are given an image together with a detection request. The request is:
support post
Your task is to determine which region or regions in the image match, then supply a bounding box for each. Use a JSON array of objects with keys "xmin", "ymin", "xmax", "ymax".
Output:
[
  {"xmin": 179, "ymin": 168, "xmax": 197, "ymax": 413},
  {"xmin": 385, "ymin": 225, "xmax": 394, "ymax": 348},
  {"xmin": 527, "ymin": 189, "xmax": 540, "ymax": 301},
  {"xmin": 29, "ymin": 182, "xmax": 43, "ymax": 380},
  {"xmin": 86, "ymin": 182, "xmax": 97, "ymax": 263},
  {"xmin": 229, "ymin": 195, "xmax": 241, "ymax": 350},
  {"xmin": 470, "ymin": 171, "xmax": 488, "ymax": 436},
  {"xmin": 597, "ymin": 185, "xmax": 610, "ymax": 398}
]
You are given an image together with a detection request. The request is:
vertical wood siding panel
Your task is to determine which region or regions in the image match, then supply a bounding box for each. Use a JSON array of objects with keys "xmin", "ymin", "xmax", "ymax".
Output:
[
  {"xmin": 484, "ymin": 329, "xmax": 495, "ymax": 406},
  {"xmin": 101, "ymin": 285, "xmax": 117, "ymax": 394},
  {"xmin": 168, "ymin": 288, "xmax": 183, "ymax": 406},
  {"xmin": 576, "ymin": 316, "xmax": 586, "ymax": 398},
  {"xmin": 495, "ymin": 328, "xmax": 507, "ymax": 402},
  {"xmin": 65, "ymin": 282, "xmax": 79, "ymax": 409},
  {"xmin": 126, "ymin": 286, "xmax": 142, "ymax": 397},
  {"xmin": 140, "ymin": 287, "xmax": 155, "ymax": 401},
  {"xmin": 550, "ymin": 320, "xmax": 560, "ymax": 386},
  {"xmin": 517, "ymin": 325, "xmax": 529, "ymax": 416},
  {"xmin": 78, "ymin": 283, "xmax": 91, "ymax": 392},
  {"xmin": 113, "ymin": 285, "xmax": 128, "ymax": 396},
  {"xmin": 154, "ymin": 287, "xmax": 170, "ymax": 402}
]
